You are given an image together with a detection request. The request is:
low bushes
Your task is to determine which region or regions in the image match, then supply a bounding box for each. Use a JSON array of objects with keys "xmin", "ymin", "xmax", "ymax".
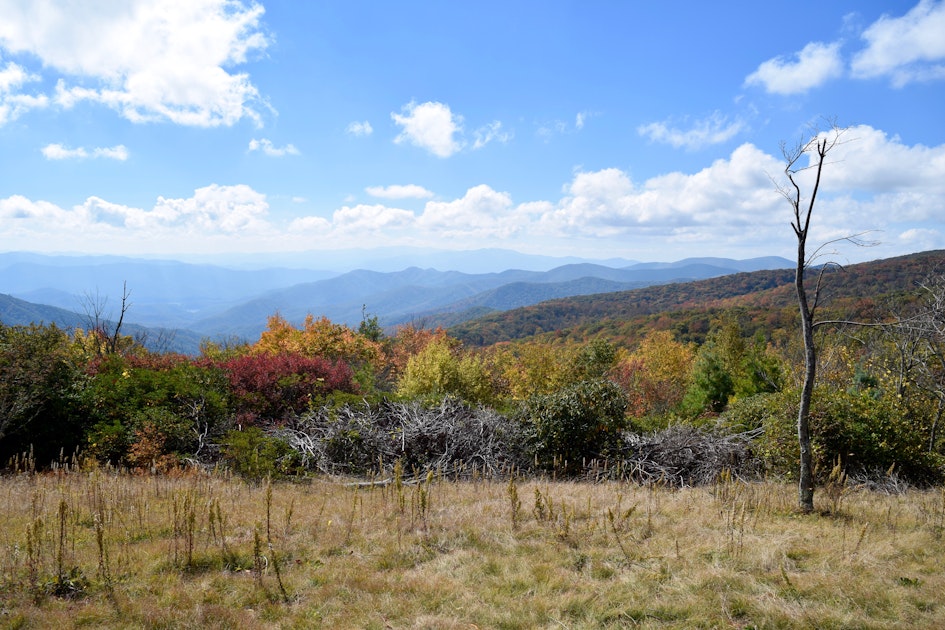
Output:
[{"xmin": 721, "ymin": 388, "xmax": 944, "ymax": 485}]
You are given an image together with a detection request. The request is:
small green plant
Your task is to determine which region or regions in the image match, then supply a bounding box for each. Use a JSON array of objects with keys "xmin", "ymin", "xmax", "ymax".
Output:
[
  {"xmin": 714, "ymin": 468, "xmax": 738, "ymax": 509},
  {"xmin": 252, "ymin": 524, "xmax": 264, "ymax": 589},
  {"xmin": 265, "ymin": 481, "xmax": 290, "ymax": 603},
  {"xmin": 393, "ymin": 459, "xmax": 406, "ymax": 515},
  {"xmin": 171, "ymin": 487, "xmax": 200, "ymax": 569},
  {"xmin": 533, "ymin": 487, "xmax": 547, "ymax": 522},
  {"xmin": 507, "ymin": 476, "xmax": 521, "ymax": 530},
  {"xmin": 823, "ymin": 456, "xmax": 848, "ymax": 514},
  {"xmin": 209, "ymin": 497, "xmax": 237, "ymax": 568},
  {"xmin": 93, "ymin": 512, "xmax": 113, "ymax": 599},
  {"xmin": 25, "ymin": 520, "xmax": 40, "ymax": 602},
  {"xmin": 607, "ymin": 507, "xmax": 635, "ymax": 564}
]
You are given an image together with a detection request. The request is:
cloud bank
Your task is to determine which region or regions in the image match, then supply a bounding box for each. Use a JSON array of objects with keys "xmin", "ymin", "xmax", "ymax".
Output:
[{"xmin": 3, "ymin": 125, "xmax": 943, "ymax": 261}]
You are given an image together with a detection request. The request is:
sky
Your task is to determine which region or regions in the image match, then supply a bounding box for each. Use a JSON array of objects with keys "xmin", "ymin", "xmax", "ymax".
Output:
[{"xmin": 1, "ymin": 0, "xmax": 944, "ymax": 266}]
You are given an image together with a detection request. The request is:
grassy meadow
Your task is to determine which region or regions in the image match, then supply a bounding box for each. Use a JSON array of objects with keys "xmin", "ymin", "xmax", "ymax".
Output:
[{"xmin": 0, "ymin": 469, "xmax": 943, "ymax": 629}]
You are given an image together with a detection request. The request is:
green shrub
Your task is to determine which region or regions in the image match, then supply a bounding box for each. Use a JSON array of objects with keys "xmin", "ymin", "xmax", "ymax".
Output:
[
  {"xmin": 220, "ymin": 427, "xmax": 298, "ymax": 481},
  {"xmin": 396, "ymin": 339, "xmax": 494, "ymax": 405},
  {"xmin": 722, "ymin": 388, "xmax": 943, "ymax": 484},
  {"xmin": 517, "ymin": 379, "xmax": 628, "ymax": 473}
]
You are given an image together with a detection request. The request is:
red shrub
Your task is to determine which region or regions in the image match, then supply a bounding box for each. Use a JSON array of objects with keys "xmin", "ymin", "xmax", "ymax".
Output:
[{"xmin": 218, "ymin": 353, "xmax": 356, "ymax": 426}]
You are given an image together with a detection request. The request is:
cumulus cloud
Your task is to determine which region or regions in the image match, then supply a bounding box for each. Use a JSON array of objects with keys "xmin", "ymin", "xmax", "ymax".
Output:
[
  {"xmin": 390, "ymin": 101, "xmax": 509, "ymax": 156},
  {"xmin": 851, "ymin": 0, "xmax": 945, "ymax": 86},
  {"xmin": 248, "ymin": 138, "xmax": 300, "ymax": 157},
  {"xmin": 0, "ymin": 0, "xmax": 270, "ymax": 127},
  {"xmin": 524, "ymin": 126, "xmax": 945, "ymax": 257},
  {"xmin": 809, "ymin": 125, "xmax": 945, "ymax": 197},
  {"xmin": 638, "ymin": 112, "xmax": 746, "ymax": 150},
  {"xmin": 0, "ymin": 184, "xmax": 274, "ymax": 253},
  {"xmin": 535, "ymin": 144, "xmax": 783, "ymax": 240},
  {"xmin": 365, "ymin": 185, "xmax": 435, "ymax": 200},
  {"xmin": 745, "ymin": 41, "xmax": 844, "ymax": 94},
  {"xmin": 744, "ymin": 2, "xmax": 945, "ymax": 94},
  {"xmin": 42, "ymin": 143, "xmax": 129, "ymax": 161},
  {"xmin": 392, "ymin": 101, "xmax": 464, "ymax": 157},
  {"xmin": 346, "ymin": 120, "xmax": 373, "ymax": 136},
  {"xmin": 4, "ymin": 125, "xmax": 944, "ymax": 259},
  {"xmin": 417, "ymin": 185, "xmax": 524, "ymax": 238}
]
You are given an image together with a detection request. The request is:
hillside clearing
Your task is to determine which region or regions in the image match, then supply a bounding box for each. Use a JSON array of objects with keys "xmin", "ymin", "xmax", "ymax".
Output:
[{"xmin": 1, "ymin": 471, "xmax": 943, "ymax": 628}]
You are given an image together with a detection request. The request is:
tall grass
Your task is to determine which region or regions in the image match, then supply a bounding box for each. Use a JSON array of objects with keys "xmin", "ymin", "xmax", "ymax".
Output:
[{"xmin": 0, "ymin": 468, "xmax": 943, "ymax": 628}]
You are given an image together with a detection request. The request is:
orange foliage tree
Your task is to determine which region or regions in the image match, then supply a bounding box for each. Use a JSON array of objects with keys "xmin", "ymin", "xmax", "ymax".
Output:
[
  {"xmin": 385, "ymin": 324, "xmax": 452, "ymax": 383},
  {"xmin": 611, "ymin": 330, "xmax": 695, "ymax": 419},
  {"xmin": 254, "ymin": 313, "xmax": 384, "ymax": 372}
]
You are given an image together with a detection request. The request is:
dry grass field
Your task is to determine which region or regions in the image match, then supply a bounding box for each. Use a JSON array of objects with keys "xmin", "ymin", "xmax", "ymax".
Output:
[{"xmin": 0, "ymin": 468, "xmax": 943, "ymax": 629}]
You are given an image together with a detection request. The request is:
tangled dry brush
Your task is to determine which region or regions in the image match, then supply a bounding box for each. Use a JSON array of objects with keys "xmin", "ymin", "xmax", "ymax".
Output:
[{"xmin": 275, "ymin": 398, "xmax": 760, "ymax": 486}]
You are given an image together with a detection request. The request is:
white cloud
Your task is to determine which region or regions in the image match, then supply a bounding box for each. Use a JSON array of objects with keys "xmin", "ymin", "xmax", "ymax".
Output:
[
  {"xmin": 392, "ymin": 101, "xmax": 464, "ymax": 157},
  {"xmin": 536, "ymin": 120, "xmax": 568, "ymax": 141},
  {"xmin": 0, "ymin": 59, "xmax": 48, "ymax": 124},
  {"xmin": 898, "ymin": 227, "xmax": 941, "ymax": 251},
  {"xmin": 417, "ymin": 185, "xmax": 524, "ymax": 238},
  {"xmin": 0, "ymin": 184, "xmax": 273, "ymax": 253},
  {"xmin": 5, "ymin": 125, "xmax": 944, "ymax": 260},
  {"xmin": 532, "ymin": 145, "xmax": 783, "ymax": 241},
  {"xmin": 42, "ymin": 143, "xmax": 129, "ymax": 161},
  {"xmin": 331, "ymin": 204, "xmax": 415, "ymax": 233},
  {"xmin": 638, "ymin": 112, "xmax": 746, "ymax": 150},
  {"xmin": 389, "ymin": 101, "xmax": 509, "ymax": 156},
  {"xmin": 808, "ymin": 125, "xmax": 945, "ymax": 197},
  {"xmin": 538, "ymin": 113, "xmax": 601, "ymax": 141},
  {"xmin": 472, "ymin": 121, "xmax": 511, "ymax": 150},
  {"xmin": 0, "ymin": 59, "xmax": 32, "ymax": 93},
  {"xmin": 528, "ymin": 127, "xmax": 945, "ymax": 256},
  {"xmin": 0, "ymin": 0, "xmax": 269, "ymax": 127},
  {"xmin": 851, "ymin": 0, "xmax": 945, "ymax": 86},
  {"xmin": 248, "ymin": 138, "xmax": 300, "ymax": 157},
  {"xmin": 745, "ymin": 41, "xmax": 844, "ymax": 94},
  {"xmin": 346, "ymin": 120, "xmax": 373, "ymax": 136},
  {"xmin": 365, "ymin": 185, "xmax": 434, "ymax": 200}
]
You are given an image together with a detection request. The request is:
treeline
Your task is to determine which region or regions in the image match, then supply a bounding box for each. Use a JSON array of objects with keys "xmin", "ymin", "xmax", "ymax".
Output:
[{"xmin": 1, "ymin": 259, "xmax": 944, "ymax": 486}]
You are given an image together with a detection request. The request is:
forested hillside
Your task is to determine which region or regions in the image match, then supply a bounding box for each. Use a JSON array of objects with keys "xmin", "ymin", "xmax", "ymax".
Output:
[{"xmin": 450, "ymin": 250, "xmax": 944, "ymax": 346}]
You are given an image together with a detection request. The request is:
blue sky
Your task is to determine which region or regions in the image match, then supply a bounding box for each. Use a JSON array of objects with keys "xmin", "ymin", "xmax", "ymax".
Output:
[{"xmin": 1, "ymin": 0, "xmax": 943, "ymax": 265}]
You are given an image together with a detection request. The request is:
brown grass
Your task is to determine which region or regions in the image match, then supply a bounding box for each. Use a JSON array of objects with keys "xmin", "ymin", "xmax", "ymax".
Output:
[{"xmin": 0, "ymin": 469, "xmax": 943, "ymax": 629}]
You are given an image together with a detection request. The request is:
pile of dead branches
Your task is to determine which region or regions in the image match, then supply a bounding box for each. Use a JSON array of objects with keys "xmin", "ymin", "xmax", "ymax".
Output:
[
  {"xmin": 277, "ymin": 397, "xmax": 529, "ymax": 479},
  {"xmin": 585, "ymin": 424, "xmax": 764, "ymax": 486},
  {"xmin": 275, "ymin": 400, "xmax": 767, "ymax": 485}
]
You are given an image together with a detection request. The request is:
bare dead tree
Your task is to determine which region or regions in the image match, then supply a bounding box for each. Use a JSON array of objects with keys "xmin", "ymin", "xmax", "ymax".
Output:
[
  {"xmin": 79, "ymin": 282, "xmax": 133, "ymax": 355},
  {"xmin": 779, "ymin": 124, "xmax": 848, "ymax": 513}
]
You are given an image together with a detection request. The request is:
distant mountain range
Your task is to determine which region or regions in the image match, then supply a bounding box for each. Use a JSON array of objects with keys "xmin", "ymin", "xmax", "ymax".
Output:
[{"xmin": 0, "ymin": 250, "xmax": 794, "ymax": 353}]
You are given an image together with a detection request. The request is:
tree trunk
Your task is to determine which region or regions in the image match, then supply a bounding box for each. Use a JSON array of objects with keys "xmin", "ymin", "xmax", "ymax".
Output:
[
  {"xmin": 797, "ymin": 292, "xmax": 817, "ymax": 512},
  {"xmin": 786, "ymin": 133, "xmax": 833, "ymax": 514},
  {"xmin": 796, "ymin": 255, "xmax": 816, "ymax": 513}
]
